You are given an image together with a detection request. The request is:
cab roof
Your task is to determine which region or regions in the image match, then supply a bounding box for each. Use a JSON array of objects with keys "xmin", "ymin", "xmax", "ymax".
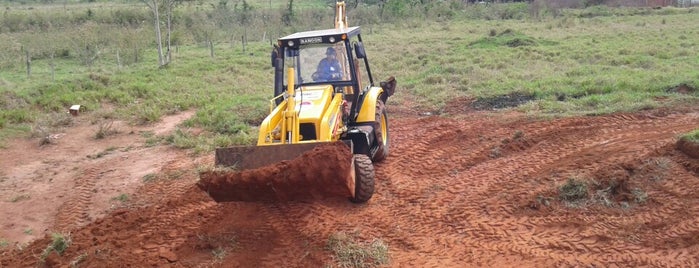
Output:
[{"xmin": 278, "ymin": 26, "xmax": 361, "ymax": 49}]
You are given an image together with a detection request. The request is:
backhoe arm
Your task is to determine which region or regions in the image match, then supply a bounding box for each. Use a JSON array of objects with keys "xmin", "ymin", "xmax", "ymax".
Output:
[{"xmin": 335, "ymin": 1, "xmax": 347, "ymax": 29}]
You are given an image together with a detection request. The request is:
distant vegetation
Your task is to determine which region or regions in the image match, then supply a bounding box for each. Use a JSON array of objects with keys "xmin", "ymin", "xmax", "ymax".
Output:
[{"xmin": 0, "ymin": 0, "xmax": 697, "ymax": 149}]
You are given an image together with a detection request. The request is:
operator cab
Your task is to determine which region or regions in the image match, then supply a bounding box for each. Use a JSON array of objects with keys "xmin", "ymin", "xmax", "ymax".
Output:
[{"xmin": 271, "ymin": 26, "xmax": 375, "ymax": 114}]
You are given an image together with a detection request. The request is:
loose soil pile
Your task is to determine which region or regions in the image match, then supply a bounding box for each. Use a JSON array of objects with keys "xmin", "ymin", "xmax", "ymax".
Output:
[
  {"xmin": 198, "ymin": 142, "xmax": 354, "ymax": 202},
  {"xmin": 2, "ymin": 106, "xmax": 699, "ymax": 267}
]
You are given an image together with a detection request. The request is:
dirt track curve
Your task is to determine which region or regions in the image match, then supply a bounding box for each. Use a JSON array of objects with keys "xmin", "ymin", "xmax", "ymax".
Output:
[{"xmin": 2, "ymin": 105, "xmax": 699, "ymax": 267}]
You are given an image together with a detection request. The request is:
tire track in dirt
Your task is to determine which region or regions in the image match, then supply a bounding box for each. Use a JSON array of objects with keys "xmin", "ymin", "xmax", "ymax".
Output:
[
  {"xmin": 124, "ymin": 158, "xmax": 221, "ymax": 263},
  {"xmin": 510, "ymin": 115, "xmax": 698, "ymax": 262},
  {"xmin": 81, "ymin": 165, "xmax": 220, "ymax": 266},
  {"xmin": 372, "ymin": 119, "xmax": 474, "ymax": 266},
  {"xmin": 94, "ymin": 185, "xmax": 220, "ymax": 266},
  {"xmin": 376, "ymin": 117, "xmax": 576, "ymax": 265},
  {"xmin": 376, "ymin": 116, "xmax": 538, "ymax": 265},
  {"xmin": 516, "ymin": 119, "xmax": 696, "ymax": 266},
  {"xmin": 436, "ymin": 124, "xmax": 601, "ymax": 240},
  {"xmin": 53, "ymin": 167, "xmax": 99, "ymax": 232},
  {"xmin": 138, "ymin": 158, "xmax": 202, "ymax": 201},
  {"xmin": 137, "ymin": 196, "xmax": 218, "ymax": 252},
  {"xmin": 379, "ymin": 111, "xmax": 699, "ymax": 266},
  {"xmin": 250, "ymin": 201, "xmax": 392, "ymax": 267},
  {"xmin": 252, "ymin": 203, "xmax": 328, "ymax": 267},
  {"xmin": 468, "ymin": 115, "xmax": 698, "ymax": 266}
]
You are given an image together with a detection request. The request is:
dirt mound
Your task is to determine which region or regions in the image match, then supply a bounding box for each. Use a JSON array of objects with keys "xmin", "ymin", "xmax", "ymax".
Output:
[{"xmin": 198, "ymin": 142, "xmax": 354, "ymax": 202}]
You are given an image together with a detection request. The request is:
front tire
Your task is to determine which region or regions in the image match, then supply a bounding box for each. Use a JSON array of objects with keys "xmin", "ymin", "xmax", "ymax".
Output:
[
  {"xmin": 350, "ymin": 154, "xmax": 375, "ymax": 203},
  {"xmin": 372, "ymin": 100, "xmax": 389, "ymax": 162}
]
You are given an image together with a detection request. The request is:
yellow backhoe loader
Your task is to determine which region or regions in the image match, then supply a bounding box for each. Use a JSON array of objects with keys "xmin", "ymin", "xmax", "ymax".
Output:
[{"xmin": 197, "ymin": 1, "xmax": 396, "ymax": 203}]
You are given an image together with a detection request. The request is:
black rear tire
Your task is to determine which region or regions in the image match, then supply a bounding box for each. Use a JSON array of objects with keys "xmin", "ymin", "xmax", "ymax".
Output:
[
  {"xmin": 350, "ymin": 154, "xmax": 375, "ymax": 203},
  {"xmin": 372, "ymin": 100, "xmax": 389, "ymax": 162}
]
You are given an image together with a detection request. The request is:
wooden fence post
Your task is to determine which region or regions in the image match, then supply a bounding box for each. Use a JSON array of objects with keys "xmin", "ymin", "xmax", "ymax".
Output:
[
  {"xmin": 50, "ymin": 52, "xmax": 55, "ymax": 81},
  {"xmin": 25, "ymin": 49, "xmax": 31, "ymax": 78},
  {"xmin": 209, "ymin": 39, "xmax": 214, "ymax": 58},
  {"xmin": 117, "ymin": 49, "xmax": 122, "ymax": 69}
]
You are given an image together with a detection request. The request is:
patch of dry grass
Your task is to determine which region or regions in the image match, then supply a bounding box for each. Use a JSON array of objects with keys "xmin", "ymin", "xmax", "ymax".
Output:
[{"xmin": 327, "ymin": 232, "xmax": 389, "ymax": 268}]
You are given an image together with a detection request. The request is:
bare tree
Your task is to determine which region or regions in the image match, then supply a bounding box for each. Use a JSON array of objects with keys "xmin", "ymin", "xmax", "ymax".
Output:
[
  {"xmin": 164, "ymin": 0, "xmax": 176, "ymax": 63},
  {"xmin": 141, "ymin": 0, "xmax": 178, "ymax": 68},
  {"xmin": 141, "ymin": 0, "xmax": 165, "ymax": 67}
]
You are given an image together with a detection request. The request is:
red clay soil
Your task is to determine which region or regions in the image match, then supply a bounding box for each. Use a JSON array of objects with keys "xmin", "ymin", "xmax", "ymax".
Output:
[
  {"xmin": 2, "ymin": 105, "xmax": 699, "ymax": 267},
  {"xmin": 198, "ymin": 143, "xmax": 354, "ymax": 202}
]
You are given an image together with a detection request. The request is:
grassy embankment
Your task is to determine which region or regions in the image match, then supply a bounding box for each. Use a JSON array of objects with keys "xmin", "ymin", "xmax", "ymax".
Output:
[{"xmin": 0, "ymin": 3, "xmax": 697, "ymax": 149}]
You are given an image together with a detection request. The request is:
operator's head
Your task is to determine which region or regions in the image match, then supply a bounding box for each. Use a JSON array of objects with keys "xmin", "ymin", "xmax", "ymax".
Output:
[{"xmin": 326, "ymin": 47, "xmax": 336, "ymax": 58}]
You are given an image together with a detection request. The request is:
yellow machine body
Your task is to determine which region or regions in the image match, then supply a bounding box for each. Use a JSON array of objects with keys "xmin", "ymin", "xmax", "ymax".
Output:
[
  {"xmin": 258, "ymin": 83, "xmax": 346, "ymax": 145},
  {"xmin": 207, "ymin": 1, "xmax": 396, "ymax": 203}
]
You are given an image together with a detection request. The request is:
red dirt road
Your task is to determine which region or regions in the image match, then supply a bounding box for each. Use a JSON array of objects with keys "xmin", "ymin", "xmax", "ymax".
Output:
[{"xmin": 1, "ymin": 106, "xmax": 699, "ymax": 267}]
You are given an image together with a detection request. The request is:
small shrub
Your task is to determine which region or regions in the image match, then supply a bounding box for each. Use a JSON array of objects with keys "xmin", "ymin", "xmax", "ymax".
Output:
[
  {"xmin": 190, "ymin": 233, "xmax": 238, "ymax": 263},
  {"xmin": 10, "ymin": 194, "xmax": 30, "ymax": 202},
  {"xmin": 135, "ymin": 106, "xmax": 163, "ymax": 125},
  {"xmin": 559, "ymin": 177, "xmax": 588, "ymax": 202},
  {"xmin": 1, "ymin": 109, "xmax": 33, "ymax": 124},
  {"xmin": 140, "ymin": 131, "xmax": 165, "ymax": 147},
  {"xmin": 87, "ymin": 147, "xmax": 117, "ymax": 159},
  {"xmin": 594, "ymin": 188, "xmax": 614, "ymax": 207},
  {"xmin": 489, "ymin": 146, "xmax": 502, "ymax": 158},
  {"xmin": 212, "ymin": 247, "xmax": 227, "ymax": 262},
  {"xmin": 640, "ymin": 157, "xmax": 673, "ymax": 181},
  {"xmin": 47, "ymin": 113, "xmax": 73, "ymax": 128},
  {"xmin": 534, "ymin": 195, "xmax": 552, "ymax": 208},
  {"xmin": 112, "ymin": 194, "xmax": 129, "ymax": 203},
  {"xmin": 651, "ymin": 157, "xmax": 672, "ymax": 171},
  {"xmin": 41, "ymin": 233, "xmax": 71, "ymax": 262},
  {"xmin": 30, "ymin": 113, "xmax": 74, "ymax": 146},
  {"xmin": 165, "ymin": 170, "xmax": 186, "ymax": 180},
  {"xmin": 145, "ymin": 136, "xmax": 164, "ymax": 147},
  {"xmin": 513, "ymin": 130, "xmax": 524, "ymax": 140},
  {"xmin": 142, "ymin": 173, "xmax": 157, "ymax": 183},
  {"xmin": 70, "ymin": 253, "xmax": 89, "ymax": 267},
  {"xmin": 632, "ymin": 188, "xmax": 647, "ymax": 204},
  {"xmin": 95, "ymin": 120, "xmax": 118, "ymax": 139},
  {"xmin": 168, "ymin": 129, "xmax": 198, "ymax": 149},
  {"xmin": 140, "ymin": 131, "xmax": 155, "ymax": 138}
]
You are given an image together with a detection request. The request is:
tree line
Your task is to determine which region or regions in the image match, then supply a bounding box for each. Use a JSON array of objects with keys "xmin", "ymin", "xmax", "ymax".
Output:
[{"xmin": 0, "ymin": 0, "xmax": 687, "ymax": 71}]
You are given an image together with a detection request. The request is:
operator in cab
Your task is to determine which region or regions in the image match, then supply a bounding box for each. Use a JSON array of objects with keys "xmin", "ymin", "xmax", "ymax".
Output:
[{"xmin": 312, "ymin": 47, "xmax": 342, "ymax": 82}]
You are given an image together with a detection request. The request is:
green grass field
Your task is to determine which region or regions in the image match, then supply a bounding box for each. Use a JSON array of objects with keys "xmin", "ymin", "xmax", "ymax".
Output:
[{"xmin": 1, "ymin": 2, "xmax": 698, "ymax": 148}]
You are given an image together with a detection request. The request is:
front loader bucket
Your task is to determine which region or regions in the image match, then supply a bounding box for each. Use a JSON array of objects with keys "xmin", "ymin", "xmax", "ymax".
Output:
[{"xmin": 198, "ymin": 141, "xmax": 356, "ymax": 202}]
